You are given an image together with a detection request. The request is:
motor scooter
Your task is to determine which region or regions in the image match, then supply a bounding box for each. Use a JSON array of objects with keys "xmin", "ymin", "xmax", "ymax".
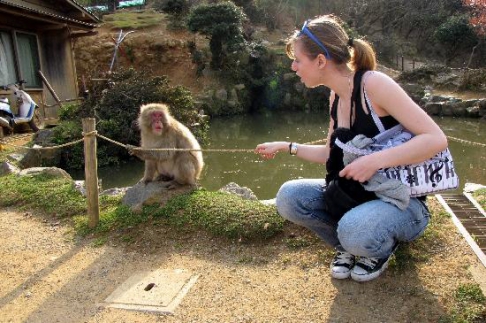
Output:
[{"xmin": 0, "ymin": 80, "xmax": 40, "ymax": 133}]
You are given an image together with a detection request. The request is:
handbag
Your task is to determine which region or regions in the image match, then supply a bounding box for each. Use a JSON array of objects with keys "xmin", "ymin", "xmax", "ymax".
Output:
[{"xmin": 334, "ymin": 82, "xmax": 459, "ymax": 197}]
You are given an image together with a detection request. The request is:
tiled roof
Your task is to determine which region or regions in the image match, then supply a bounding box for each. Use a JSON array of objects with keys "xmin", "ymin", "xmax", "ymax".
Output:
[{"xmin": 0, "ymin": 0, "xmax": 99, "ymax": 28}]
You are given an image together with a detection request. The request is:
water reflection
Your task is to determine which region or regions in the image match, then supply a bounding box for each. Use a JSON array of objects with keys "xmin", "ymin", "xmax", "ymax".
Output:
[{"xmin": 85, "ymin": 111, "xmax": 486, "ymax": 200}]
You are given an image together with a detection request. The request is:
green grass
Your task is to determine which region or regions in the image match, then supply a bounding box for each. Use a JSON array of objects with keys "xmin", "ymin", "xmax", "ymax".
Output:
[
  {"xmin": 472, "ymin": 188, "xmax": 486, "ymax": 211},
  {"xmin": 0, "ymin": 173, "xmax": 284, "ymax": 242},
  {"xmin": 440, "ymin": 283, "xmax": 486, "ymax": 323},
  {"xmin": 102, "ymin": 9, "xmax": 164, "ymax": 29}
]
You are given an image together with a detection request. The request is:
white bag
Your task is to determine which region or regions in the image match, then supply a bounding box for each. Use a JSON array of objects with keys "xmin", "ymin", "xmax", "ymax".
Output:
[{"xmin": 335, "ymin": 81, "xmax": 459, "ymax": 197}]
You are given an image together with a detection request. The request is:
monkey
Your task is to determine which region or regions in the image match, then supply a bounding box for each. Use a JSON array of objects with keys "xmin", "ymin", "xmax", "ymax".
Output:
[{"xmin": 130, "ymin": 103, "xmax": 204, "ymax": 188}]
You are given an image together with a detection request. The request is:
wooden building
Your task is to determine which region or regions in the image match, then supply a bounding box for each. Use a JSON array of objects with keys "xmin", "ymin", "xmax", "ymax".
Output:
[{"xmin": 0, "ymin": 0, "xmax": 99, "ymax": 126}]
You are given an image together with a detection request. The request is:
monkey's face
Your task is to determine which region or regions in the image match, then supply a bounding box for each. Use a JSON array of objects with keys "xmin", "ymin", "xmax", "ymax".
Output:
[{"xmin": 151, "ymin": 111, "xmax": 164, "ymax": 135}]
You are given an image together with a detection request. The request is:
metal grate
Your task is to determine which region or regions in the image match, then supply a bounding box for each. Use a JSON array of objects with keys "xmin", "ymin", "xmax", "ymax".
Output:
[{"xmin": 438, "ymin": 194, "xmax": 486, "ymax": 265}]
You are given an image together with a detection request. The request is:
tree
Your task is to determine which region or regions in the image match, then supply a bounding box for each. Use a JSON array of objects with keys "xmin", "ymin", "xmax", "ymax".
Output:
[
  {"xmin": 462, "ymin": 0, "xmax": 486, "ymax": 66},
  {"xmin": 435, "ymin": 15, "xmax": 478, "ymax": 64},
  {"xmin": 187, "ymin": 2, "xmax": 246, "ymax": 69},
  {"xmin": 463, "ymin": 0, "xmax": 486, "ymax": 35}
]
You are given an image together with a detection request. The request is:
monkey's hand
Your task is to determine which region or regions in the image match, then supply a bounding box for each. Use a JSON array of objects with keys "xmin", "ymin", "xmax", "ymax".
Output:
[
  {"xmin": 127, "ymin": 145, "xmax": 171, "ymax": 161},
  {"xmin": 126, "ymin": 144, "xmax": 140, "ymax": 157}
]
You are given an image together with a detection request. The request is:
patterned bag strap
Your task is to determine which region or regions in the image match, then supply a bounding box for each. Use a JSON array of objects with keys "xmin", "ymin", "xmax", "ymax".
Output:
[
  {"xmin": 334, "ymin": 137, "xmax": 371, "ymax": 156},
  {"xmin": 362, "ymin": 71, "xmax": 386, "ymax": 133}
]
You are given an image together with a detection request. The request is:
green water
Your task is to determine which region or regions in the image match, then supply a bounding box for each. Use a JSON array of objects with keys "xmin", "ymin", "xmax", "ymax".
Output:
[{"xmin": 92, "ymin": 110, "xmax": 486, "ymax": 200}]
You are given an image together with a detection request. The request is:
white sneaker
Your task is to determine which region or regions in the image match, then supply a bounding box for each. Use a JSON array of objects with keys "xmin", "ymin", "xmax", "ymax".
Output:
[
  {"xmin": 351, "ymin": 255, "xmax": 392, "ymax": 282},
  {"xmin": 330, "ymin": 251, "xmax": 355, "ymax": 279}
]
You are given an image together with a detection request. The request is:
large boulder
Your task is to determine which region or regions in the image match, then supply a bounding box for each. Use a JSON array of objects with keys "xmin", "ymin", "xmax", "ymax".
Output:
[
  {"xmin": 18, "ymin": 129, "xmax": 62, "ymax": 169},
  {"xmin": 219, "ymin": 182, "xmax": 258, "ymax": 200},
  {"xmin": 122, "ymin": 181, "xmax": 195, "ymax": 213},
  {"xmin": 18, "ymin": 167, "xmax": 72, "ymax": 179},
  {"xmin": 0, "ymin": 161, "xmax": 20, "ymax": 176}
]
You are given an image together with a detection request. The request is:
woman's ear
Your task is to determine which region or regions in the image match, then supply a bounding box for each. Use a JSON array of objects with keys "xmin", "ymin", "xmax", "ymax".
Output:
[{"xmin": 317, "ymin": 54, "xmax": 327, "ymax": 68}]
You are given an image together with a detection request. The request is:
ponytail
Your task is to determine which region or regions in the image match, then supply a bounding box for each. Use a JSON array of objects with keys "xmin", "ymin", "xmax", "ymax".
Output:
[{"xmin": 349, "ymin": 38, "xmax": 376, "ymax": 71}]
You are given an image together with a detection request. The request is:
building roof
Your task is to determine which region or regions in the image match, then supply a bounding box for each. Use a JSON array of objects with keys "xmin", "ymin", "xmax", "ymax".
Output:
[{"xmin": 0, "ymin": 0, "xmax": 100, "ymax": 30}]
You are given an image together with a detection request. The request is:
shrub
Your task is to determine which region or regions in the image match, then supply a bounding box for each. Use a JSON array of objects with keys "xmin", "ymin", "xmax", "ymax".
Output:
[{"xmin": 55, "ymin": 68, "xmax": 207, "ymax": 169}]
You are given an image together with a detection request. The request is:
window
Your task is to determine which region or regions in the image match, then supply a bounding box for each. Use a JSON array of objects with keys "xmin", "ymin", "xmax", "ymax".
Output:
[
  {"xmin": 0, "ymin": 31, "xmax": 17, "ymax": 86},
  {"xmin": 16, "ymin": 32, "xmax": 41, "ymax": 88},
  {"xmin": 0, "ymin": 30, "xmax": 41, "ymax": 88}
]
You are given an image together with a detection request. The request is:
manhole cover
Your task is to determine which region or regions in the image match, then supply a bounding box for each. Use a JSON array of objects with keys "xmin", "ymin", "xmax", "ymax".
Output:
[{"xmin": 101, "ymin": 269, "xmax": 199, "ymax": 314}]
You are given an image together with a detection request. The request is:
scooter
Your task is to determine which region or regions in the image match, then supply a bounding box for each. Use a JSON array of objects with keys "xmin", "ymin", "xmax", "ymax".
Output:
[{"xmin": 0, "ymin": 80, "xmax": 39, "ymax": 133}]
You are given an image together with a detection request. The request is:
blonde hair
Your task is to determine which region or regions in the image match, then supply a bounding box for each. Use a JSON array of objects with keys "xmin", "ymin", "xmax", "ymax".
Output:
[{"xmin": 286, "ymin": 15, "xmax": 376, "ymax": 71}]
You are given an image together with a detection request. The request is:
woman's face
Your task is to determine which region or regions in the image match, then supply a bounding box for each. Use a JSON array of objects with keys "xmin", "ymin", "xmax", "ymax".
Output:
[{"xmin": 290, "ymin": 41, "xmax": 322, "ymax": 88}]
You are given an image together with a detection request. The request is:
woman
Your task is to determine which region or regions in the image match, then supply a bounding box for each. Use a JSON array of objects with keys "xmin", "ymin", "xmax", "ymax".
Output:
[{"xmin": 254, "ymin": 15, "xmax": 447, "ymax": 282}]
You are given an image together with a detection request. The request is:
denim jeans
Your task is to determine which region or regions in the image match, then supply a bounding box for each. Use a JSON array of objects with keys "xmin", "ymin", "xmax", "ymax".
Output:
[{"xmin": 276, "ymin": 178, "xmax": 430, "ymax": 259}]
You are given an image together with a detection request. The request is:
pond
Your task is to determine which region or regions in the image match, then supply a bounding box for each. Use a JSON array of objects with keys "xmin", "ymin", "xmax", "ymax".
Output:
[{"xmin": 76, "ymin": 110, "xmax": 486, "ymax": 200}]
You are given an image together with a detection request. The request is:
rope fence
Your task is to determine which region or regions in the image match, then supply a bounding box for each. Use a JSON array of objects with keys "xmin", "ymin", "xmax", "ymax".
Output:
[
  {"xmin": 0, "ymin": 132, "xmax": 328, "ymax": 152},
  {"xmin": 1, "ymin": 133, "xmax": 484, "ymax": 153},
  {"xmin": 1, "ymin": 117, "xmax": 485, "ymax": 228}
]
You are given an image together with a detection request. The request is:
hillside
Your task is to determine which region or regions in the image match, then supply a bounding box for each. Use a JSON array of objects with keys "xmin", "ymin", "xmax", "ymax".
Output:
[{"xmin": 74, "ymin": 11, "xmax": 293, "ymax": 97}]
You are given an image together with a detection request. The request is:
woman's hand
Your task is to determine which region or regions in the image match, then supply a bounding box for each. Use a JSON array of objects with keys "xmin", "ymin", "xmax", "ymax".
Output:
[
  {"xmin": 338, "ymin": 154, "xmax": 381, "ymax": 183},
  {"xmin": 254, "ymin": 142, "xmax": 288, "ymax": 159}
]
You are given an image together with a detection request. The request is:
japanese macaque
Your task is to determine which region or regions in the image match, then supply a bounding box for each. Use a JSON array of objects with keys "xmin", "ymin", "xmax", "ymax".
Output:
[{"xmin": 131, "ymin": 103, "xmax": 204, "ymax": 188}]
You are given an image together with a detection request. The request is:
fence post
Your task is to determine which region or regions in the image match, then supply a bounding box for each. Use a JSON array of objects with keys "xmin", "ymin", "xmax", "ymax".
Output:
[{"xmin": 82, "ymin": 118, "xmax": 99, "ymax": 228}]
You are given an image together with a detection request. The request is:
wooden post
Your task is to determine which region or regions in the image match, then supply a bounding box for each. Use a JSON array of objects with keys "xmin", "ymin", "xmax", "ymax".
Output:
[{"xmin": 82, "ymin": 118, "xmax": 99, "ymax": 228}]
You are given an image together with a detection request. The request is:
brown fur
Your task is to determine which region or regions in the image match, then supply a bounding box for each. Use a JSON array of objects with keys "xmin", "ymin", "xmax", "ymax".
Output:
[{"xmin": 136, "ymin": 103, "xmax": 204, "ymax": 187}]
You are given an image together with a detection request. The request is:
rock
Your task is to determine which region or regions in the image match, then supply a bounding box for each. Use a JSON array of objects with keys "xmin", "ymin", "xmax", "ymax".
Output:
[
  {"xmin": 215, "ymin": 89, "xmax": 228, "ymax": 101},
  {"xmin": 260, "ymin": 198, "xmax": 276, "ymax": 206},
  {"xmin": 17, "ymin": 129, "xmax": 62, "ymax": 169},
  {"xmin": 466, "ymin": 105, "xmax": 480, "ymax": 118},
  {"xmin": 234, "ymin": 84, "xmax": 246, "ymax": 91},
  {"xmin": 424, "ymin": 102, "xmax": 443, "ymax": 116},
  {"xmin": 122, "ymin": 181, "xmax": 195, "ymax": 212},
  {"xmin": 478, "ymin": 99, "xmax": 486, "ymax": 117},
  {"xmin": 219, "ymin": 182, "xmax": 258, "ymax": 200},
  {"xmin": 0, "ymin": 161, "xmax": 20, "ymax": 176},
  {"xmin": 18, "ymin": 167, "xmax": 72, "ymax": 179},
  {"xmin": 100, "ymin": 187, "xmax": 130, "ymax": 196}
]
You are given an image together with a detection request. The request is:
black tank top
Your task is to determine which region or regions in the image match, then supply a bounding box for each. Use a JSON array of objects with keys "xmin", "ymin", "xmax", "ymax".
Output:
[{"xmin": 331, "ymin": 70, "xmax": 398, "ymax": 136}]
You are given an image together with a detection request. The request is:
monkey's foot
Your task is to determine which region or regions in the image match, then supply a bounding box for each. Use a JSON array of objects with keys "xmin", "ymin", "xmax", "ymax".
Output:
[
  {"xmin": 156, "ymin": 174, "xmax": 174, "ymax": 182},
  {"xmin": 159, "ymin": 180, "xmax": 180, "ymax": 190}
]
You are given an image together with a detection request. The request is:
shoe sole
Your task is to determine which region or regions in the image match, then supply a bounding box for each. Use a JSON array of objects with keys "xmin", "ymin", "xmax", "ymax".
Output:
[
  {"xmin": 350, "ymin": 261, "xmax": 389, "ymax": 282},
  {"xmin": 331, "ymin": 271, "xmax": 351, "ymax": 279}
]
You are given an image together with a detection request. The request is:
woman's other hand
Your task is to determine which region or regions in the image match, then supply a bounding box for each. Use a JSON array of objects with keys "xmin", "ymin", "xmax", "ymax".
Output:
[{"xmin": 338, "ymin": 155, "xmax": 381, "ymax": 183}]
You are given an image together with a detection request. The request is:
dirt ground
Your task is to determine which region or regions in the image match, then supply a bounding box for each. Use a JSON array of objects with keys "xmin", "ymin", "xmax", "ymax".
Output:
[{"xmin": 1, "ymin": 196, "xmax": 486, "ymax": 323}]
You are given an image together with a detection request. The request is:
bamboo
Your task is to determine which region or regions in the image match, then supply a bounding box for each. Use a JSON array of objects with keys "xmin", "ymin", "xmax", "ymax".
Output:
[
  {"xmin": 83, "ymin": 118, "xmax": 99, "ymax": 228},
  {"xmin": 38, "ymin": 70, "xmax": 63, "ymax": 106}
]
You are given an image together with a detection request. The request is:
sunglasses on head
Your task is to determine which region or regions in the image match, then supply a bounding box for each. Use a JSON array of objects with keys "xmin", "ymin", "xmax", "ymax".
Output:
[{"xmin": 299, "ymin": 20, "xmax": 331, "ymax": 59}]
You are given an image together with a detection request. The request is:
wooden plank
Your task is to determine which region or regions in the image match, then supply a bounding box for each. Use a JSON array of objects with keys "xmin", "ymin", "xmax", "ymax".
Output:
[{"xmin": 436, "ymin": 194, "xmax": 486, "ymax": 267}]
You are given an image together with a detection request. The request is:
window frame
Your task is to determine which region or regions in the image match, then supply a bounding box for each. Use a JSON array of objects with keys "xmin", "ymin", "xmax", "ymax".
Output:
[{"xmin": 0, "ymin": 29, "xmax": 43, "ymax": 90}]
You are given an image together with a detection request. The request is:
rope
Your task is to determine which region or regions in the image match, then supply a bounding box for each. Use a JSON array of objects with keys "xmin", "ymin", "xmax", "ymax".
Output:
[
  {"xmin": 447, "ymin": 135, "xmax": 486, "ymax": 148},
  {"xmin": 1, "ymin": 132, "xmax": 484, "ymax": 153},
  {"xmin": 0, "ymin": 138, "xmax": 84, "ymax": 150}
]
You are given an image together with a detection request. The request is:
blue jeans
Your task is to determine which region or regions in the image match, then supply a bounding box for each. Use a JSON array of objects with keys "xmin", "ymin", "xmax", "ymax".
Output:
[{"xmin": 276, "ymin": 179, "xmax": 430, "ymax": 259}]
